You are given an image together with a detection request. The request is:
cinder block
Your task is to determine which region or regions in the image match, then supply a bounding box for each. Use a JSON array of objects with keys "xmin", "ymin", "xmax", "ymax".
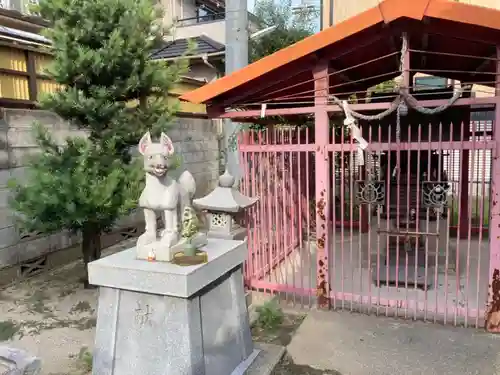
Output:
[
  {"xmin": 0, "ymin": 207, "xmax": 14, "ymax": 228},
  {"xmin": 3, "ymin": 108, "xmax": 62, "ymax": 129},
  {"xmin": 16, "ymin": 235, "xmax": 53, "ymax": 264},
  {"xmin": 0, "ymin": 226, "xmax": 18, "ymax": 250},
  {"xmin": 0, "ymin": 345, "xmax": 42, "ymax": 375},
  {"xmin": 8, "ymin": 167, "xmax": 27, "ymax": 185},
  {"xmin": 0, "ymin": 244, "xmax": 19, "ymax": 268},
  {"xmin": 7, "ymin": 128, "xmax": 37, "ymax": 148},
  {"xmin": 9, "ymin": 147, "xmax": 40, "ymax": 167},
  {"xmin": 0, "ymin": 150, "xmax": 9, "ymax": 170}
]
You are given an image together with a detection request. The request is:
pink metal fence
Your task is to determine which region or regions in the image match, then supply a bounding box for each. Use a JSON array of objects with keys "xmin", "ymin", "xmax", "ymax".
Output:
[
  {"xmin": 239, "ymin": 128, "xmax": 312, "ymax": 294},
  {"xmin": 240, "ymin": 120, "xmax": 494, "ymax": 327}
]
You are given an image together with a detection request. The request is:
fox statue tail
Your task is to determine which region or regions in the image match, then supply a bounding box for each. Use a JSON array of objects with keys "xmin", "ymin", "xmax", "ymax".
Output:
[{"xmin": 178, "ymin": 170, "xmax": 196, "ymax": 201}]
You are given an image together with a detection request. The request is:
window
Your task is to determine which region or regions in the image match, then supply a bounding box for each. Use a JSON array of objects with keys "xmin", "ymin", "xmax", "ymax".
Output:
[
  {"xmin": 195, "ymin": 3, "xmax": 222, "ymax": 22},
  {"xmin": 414, "ymin": 76, "xmax": 448, "ymax": 91}
]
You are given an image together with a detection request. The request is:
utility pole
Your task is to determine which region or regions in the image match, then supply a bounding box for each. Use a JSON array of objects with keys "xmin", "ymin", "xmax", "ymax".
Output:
[{"xmin": 224, "ymin": 0, "xmax": 248, "ymax": 180}]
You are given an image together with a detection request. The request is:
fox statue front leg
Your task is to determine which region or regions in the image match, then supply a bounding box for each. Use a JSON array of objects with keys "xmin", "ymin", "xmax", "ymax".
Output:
[
  {"xmin": 160, "ymin": 209, "xmax": 179, "ymax": 261},
  {"xmin": 137, "ymin": 208, "xmax": 158, "ymax": 248}
]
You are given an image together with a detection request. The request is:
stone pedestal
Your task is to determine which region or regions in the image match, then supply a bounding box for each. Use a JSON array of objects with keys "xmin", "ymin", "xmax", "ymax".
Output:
[{"xmin": 88, "ymin": 238, "xmax": 256, "ymax": 375}]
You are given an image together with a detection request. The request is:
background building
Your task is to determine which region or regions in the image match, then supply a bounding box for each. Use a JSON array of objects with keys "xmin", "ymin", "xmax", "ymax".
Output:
[{"xmin": 322, "ymin": 0, "xmax": 500, "ymax": 29}]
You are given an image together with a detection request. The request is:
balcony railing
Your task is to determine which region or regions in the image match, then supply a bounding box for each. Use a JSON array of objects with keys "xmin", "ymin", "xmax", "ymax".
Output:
[{"xmin": 177, "ymin": 12, "xmax": 224, "ymax": 27}]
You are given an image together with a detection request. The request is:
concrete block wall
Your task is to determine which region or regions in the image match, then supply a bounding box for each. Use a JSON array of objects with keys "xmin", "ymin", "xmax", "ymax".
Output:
[
  {"xmin": 0, "ymin": 108, "xmax": 220, "ymax": 273},
  {"xmin": 167, "ymin": 117, "xmax": 220, "ymax": 198}
]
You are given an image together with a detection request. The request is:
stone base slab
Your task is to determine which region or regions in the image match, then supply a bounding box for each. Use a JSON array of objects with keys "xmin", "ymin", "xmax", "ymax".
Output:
[
  {"xmin": 246, "ymin": 342, "xmax": 286, "ymax": 375},
  {"xmin": 88, "ymin": 238, "xmax": 246, "ymax": 298}
]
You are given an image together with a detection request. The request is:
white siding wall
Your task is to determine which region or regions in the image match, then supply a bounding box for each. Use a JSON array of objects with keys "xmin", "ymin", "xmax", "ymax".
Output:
[{"xmin": 181, "ymin": 0, "xmax": 197, "ymax": 19}]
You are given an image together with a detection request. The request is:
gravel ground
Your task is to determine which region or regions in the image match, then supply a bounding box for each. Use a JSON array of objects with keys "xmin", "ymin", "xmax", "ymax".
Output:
[{"xmin": 0, "ymin": 238, "xmax": 135, "ymax": 375}]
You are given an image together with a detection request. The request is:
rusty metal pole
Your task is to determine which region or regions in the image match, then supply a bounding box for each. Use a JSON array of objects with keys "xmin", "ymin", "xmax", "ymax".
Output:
[
  {"xmin": 313, "ymin": 60, "xmax": 331, "ymax": 309},
  {"xmin": 486, "ymin": 46, "xmax": 500, "ymax": 332}
]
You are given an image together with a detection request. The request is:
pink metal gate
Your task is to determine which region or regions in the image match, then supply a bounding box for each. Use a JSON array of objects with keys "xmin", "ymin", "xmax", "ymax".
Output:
[
  {"xmin": 240, "ymin": 119, "xmax": 494, "ymax": 327},
  {"xmin": 240, "ymin": 128, "xmax": 313, "ymax": 297}
]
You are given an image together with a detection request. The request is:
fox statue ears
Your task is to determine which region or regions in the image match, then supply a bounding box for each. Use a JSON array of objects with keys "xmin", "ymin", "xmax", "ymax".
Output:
[{"xmin": 138, "ymin": 131, "xmax": 174, "ymax": 156}]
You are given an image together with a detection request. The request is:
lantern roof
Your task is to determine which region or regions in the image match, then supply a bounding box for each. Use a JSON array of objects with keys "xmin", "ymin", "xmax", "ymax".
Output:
[{"xmin": 193, "ymin": 170, "xmax": 259, "ymax": 213}]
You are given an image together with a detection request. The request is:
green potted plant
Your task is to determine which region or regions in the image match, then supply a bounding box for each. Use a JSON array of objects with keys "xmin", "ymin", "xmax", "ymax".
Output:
[{"xmin": 181, "ymin": 206, "xmax": 199, "ymax": 257}]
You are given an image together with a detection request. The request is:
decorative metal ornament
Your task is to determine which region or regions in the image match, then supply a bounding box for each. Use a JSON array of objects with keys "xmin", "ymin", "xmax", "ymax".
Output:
[
  {"xmin": 422, "ymin": 181, "xmax": 450, "ymax": 209},
  {"xmin": 355, "ymin": 180, "xmax": 386, "ymax": 205}
]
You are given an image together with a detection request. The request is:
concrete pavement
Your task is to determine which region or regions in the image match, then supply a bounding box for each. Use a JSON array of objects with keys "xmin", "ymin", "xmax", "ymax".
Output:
[{"xmin": 287, "ymin": 310, "xmax": 500, "ymax": 375}]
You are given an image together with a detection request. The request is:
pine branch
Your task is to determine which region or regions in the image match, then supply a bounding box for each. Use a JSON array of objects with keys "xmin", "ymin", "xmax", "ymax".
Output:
[{"xmin": 9, "ymin": 0, "xmax": 183, "ymax": 245}]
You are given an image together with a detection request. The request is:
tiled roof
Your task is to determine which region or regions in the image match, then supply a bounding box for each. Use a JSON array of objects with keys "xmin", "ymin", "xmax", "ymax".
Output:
[
  {"xmin": 150, "ymin": 35, "xmax": 225, "ymax": 60},
  {"xmin": 0, "ymin": 25, "xmax": 51, "ymax": 44}
]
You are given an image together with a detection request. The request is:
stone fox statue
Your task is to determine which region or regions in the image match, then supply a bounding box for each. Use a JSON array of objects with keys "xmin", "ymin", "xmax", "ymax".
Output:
[{"xmin": 136, "ymin": 131, "xmax": 196, "ymax": 256}]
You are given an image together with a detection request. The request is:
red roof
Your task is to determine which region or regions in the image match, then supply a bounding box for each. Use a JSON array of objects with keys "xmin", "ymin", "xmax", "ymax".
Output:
[{"xmin": 180, "ymin": 0, "xmax": 500, "ymax": 107}]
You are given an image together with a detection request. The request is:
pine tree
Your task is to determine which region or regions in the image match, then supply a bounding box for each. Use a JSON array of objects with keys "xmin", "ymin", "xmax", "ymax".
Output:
[{"xmin": 8, "ymin": 0, "xmax": 187, "ymax": 287}]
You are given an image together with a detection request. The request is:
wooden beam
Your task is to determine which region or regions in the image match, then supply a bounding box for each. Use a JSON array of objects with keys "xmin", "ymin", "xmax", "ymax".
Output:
[
  {"xmin": 206, "ymin": 104, "xmax": 225, "ymax": 118},
  {"xmin": 0, "ymin": 98, "xmax": 36, "ymax": 109},
  {"xmin": 424, "ymin": 20, "xmax": 500, "ymax": 47},
  {"xmin": 216, "ymin": 96, "xmax": 498, "ymax": 119},
  {"xmin": 328, "ymin": 64, "xmax": 352, "ymax": 83},
  {"xmin": 0, "ymin": 67, "xmax": 29, "ymax": 77},
  {"xmin": 383, "ymin": 25, "xmax": 402, "ymax": 69},
  {"xmin": 218, "ymin": 55, "xmax": 318, "ymax": 108},
  {"xmin": 421, "ymin": 34, "xmax": 429, "ymax": 68},
  {"xmin": 25, "ymin": 50, "xmax": 38, "ymax": 102},
  {"xmin": 175, "ymin": 111, "xmax": 209, "ymax": 119},
  {"xmin": 420, "ymin": 18, "xmax": 430, "ymax": 69},
  {"xmin": 0, "ymin": 7, "xmax": 49, "ymax": 30},
  {"xmin": 472, "ymin": 53, "xmax": 496, "ymax": 76},
  {"xmin": 0, "ymin": 66, "xmax": 49, "ymax": 80},
  {"xmin": 0, "ymin": 39, "xmax": 51, "ymax": 54}
]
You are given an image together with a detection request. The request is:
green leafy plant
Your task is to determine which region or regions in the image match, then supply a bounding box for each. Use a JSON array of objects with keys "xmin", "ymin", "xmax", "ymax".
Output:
[
  {"xmin": 77, "ymin": 346, "xmax": 93, "ymax": 373},
  {"xmin": 181, "ymin": 207, "xmax": 199, "ymax": 242},
  {"xmin": 9, "ymin": 0, "xmax": 188, "ymax": 287},
  {"xmin": 249, "ymin": 0, "xmax": 318, "ymax": 64},
  {"xmin": 255, "ymin": 301, "xmax": 285, "ymax": 331}
]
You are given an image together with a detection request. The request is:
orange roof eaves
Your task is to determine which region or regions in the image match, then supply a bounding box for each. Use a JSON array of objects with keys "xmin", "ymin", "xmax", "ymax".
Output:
[{"xmin": 180, "ymin": 0, "xmax": 500, "ymax": 105}]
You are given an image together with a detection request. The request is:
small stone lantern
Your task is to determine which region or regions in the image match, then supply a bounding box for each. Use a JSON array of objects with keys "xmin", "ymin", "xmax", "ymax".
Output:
[{"xmin": 193, "ymin": 169, "xmax": 259, "ymax": 240}]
